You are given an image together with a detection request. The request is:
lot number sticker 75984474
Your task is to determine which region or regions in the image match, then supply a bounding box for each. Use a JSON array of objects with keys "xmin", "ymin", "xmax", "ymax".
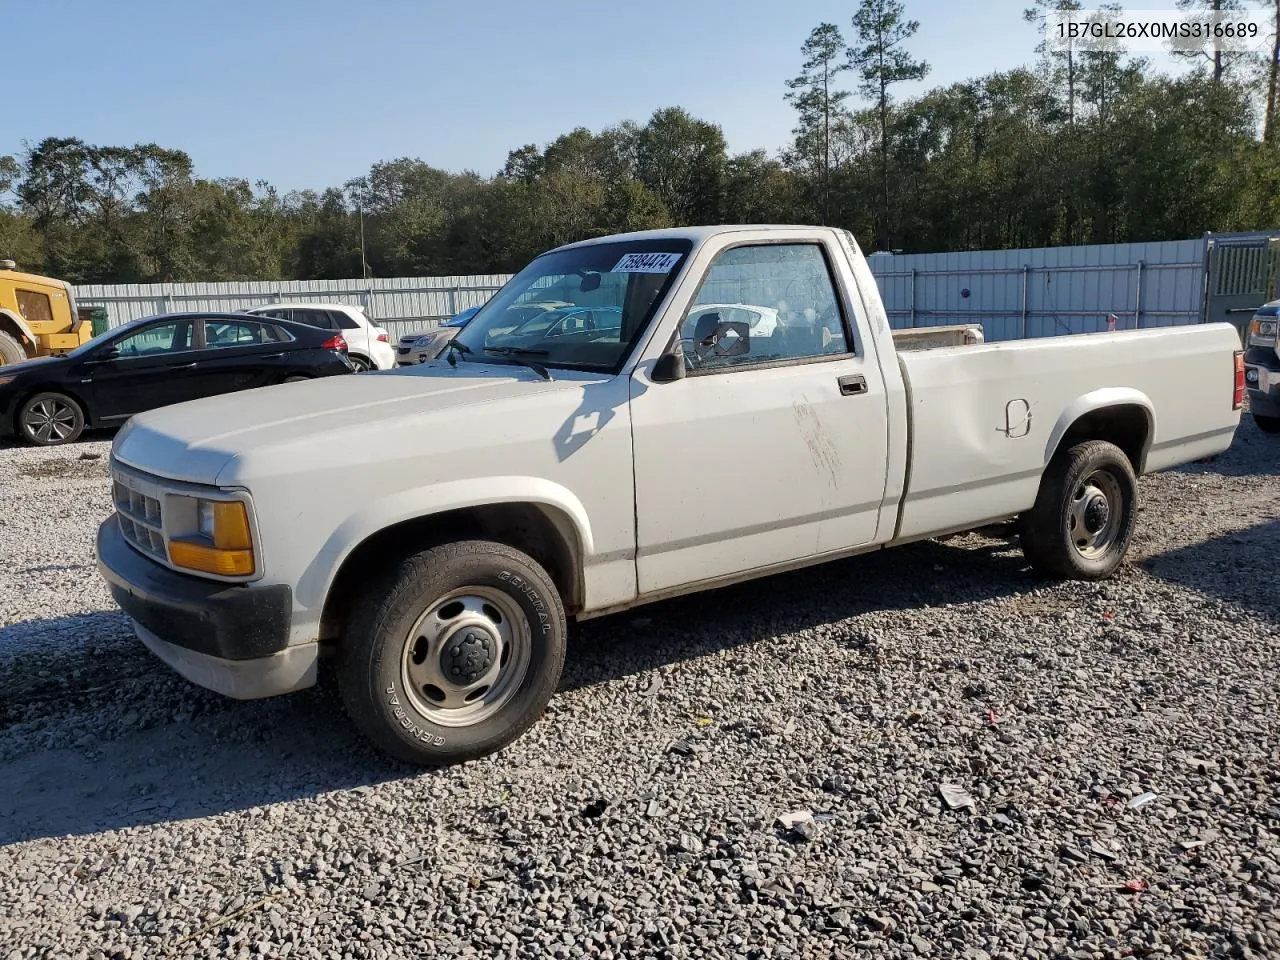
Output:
[{"xmin": 612, "ymin": 252, "xmax": 683, "ymax": 274}]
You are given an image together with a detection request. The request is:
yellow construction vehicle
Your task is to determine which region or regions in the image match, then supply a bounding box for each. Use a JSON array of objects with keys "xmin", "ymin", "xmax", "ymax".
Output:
[{"xmin": 0, "ymin": 260, "xmax": 95, "ymax": 366}]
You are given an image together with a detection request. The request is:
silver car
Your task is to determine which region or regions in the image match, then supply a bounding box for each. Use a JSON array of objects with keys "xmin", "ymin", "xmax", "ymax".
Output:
[{"xmin": 395, "ymin": 307, "xmax": 481, "ymax": 366}]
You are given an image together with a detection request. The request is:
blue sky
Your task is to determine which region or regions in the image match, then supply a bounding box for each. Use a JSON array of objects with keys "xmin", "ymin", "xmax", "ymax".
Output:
[{"xmin": 4, "ymin": 0, "xmax": 1196, "ymax": 193}]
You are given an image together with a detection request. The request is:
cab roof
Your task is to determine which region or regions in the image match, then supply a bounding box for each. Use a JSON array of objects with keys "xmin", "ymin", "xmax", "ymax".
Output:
[
  {"xmin": 549, "ymin": 224, "xmax": 844, "ymax": 253},
  {"xmin": 0, "ymin": 268, "xmax": 74, "ymax": 292}
]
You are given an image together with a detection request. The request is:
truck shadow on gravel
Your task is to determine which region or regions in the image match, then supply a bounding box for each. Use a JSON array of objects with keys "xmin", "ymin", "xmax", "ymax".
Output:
[
  {"xmin": 559, "ymin": 533, "xmax": 1036, "ymax": 695},
  {"xmin": 1181, "ymin": 416, "xmax": 1280, "ymax": 477},
  {"xmin": 1136, "ymin": 517, "xmax": 1280, "ymax": 624},
  {"xmin": 0, "ymin": 534, "xmax": 1037, "ymax": 846}
]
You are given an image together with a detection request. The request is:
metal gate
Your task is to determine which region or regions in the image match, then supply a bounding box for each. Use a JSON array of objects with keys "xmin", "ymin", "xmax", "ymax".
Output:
[{"xmin": 1205, "ymin": 234, "xmax": 1280, "ymax": 345}]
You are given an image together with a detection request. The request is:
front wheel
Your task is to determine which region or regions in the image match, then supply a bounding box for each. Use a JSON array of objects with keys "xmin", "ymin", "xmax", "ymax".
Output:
[
  {"xmin": 18, "ymin": 391, "xmax": 86, "ymax": 446},
  {"xmin": 0, "ymin": 331, "xmax": 26, "ymax": 366},
  {"xmin": 337, "ymin": 540, "xmax": 567, "ymax": 766},
  {"xmin": 1253, "ymin": 413, "xmax": 1280, "ymax": 434},
  {"xmin": 1018, "ymin": 439, "xmax": 1137, "ymax": 580}
]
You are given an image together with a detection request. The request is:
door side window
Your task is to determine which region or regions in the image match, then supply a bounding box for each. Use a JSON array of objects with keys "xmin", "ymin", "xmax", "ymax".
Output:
[
  {"xmin": 678, "ymin": 244, "xmax": 850, "ymax": 373},
  {"xmin": 15, "ymin": 290, "xmax": 54, "ymax": 324},
  {"xmin": 202, "ymin": 320, "xmax": 281, "ymax": 348},
  {"xmin": 113, "ymin": 321, "xmax": 192, "ymax": 357}
]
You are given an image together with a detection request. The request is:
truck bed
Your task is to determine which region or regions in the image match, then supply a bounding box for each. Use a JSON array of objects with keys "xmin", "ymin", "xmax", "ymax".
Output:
[{"xmin": 892, "ymin": 324, "xmax": 1243, "ymax": 541}]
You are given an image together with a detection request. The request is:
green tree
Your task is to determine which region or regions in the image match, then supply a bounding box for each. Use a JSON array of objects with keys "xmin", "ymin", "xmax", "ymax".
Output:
[
  {"xmin": 847, "ymin": 0, "xmax": 930, "ymax": 249},
  {"xmin": 1263, "ymin": 0, "xmax": 1280, "ymax": 141},
  {"xmin": 785, "ymin": 23, "xmax": 850, "ymax": 223},
  {"xmin": 634, "ymin": 107, "xmax": 728, "ymax": 225},
  {"xmin": 1169, "ymin": 0, "xmax": 1253, "ymax": 82},
  {"xmin": 1023, "ymin": 0, "xmax": 1083, "ymax": 123}
]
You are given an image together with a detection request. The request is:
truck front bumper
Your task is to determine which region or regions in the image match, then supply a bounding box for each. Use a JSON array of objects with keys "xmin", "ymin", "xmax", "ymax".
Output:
[
  {"xmin": 1244, "ymin": 347, "xmax": 1280, "ymax": 417},
  {"xmin": 95, "ymin": 517, "xmax": 316, "ymax": 699}
]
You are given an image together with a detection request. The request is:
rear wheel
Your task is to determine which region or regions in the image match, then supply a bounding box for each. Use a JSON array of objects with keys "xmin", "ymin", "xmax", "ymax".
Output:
[
  {"xmin": 337, "ymin": 539, "xmax": 567, "ymax": 766},
  {"xmin": 18, "ymin": 391, "xmax": 86, "ymax": 446},
  {"xmin": 1253, "ymin": 413, "xmax": 1280, "ymax": 434},
  {"xmin": 0, "ymin": 331, "xmax": 26, "ymax": 366},
  {"xmin": 1019, "ymin": 439, "xmax": 1137, "ymax": 580},
  {"xmin": 348, "ymin": 355, "xmax": 372, "ymax": 372}
]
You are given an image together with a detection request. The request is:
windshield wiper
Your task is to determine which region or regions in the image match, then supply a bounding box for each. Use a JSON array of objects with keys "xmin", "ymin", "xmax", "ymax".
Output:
[{"xmin": 483, "ymin": 346, "xmax": 553, "ymax": 381}]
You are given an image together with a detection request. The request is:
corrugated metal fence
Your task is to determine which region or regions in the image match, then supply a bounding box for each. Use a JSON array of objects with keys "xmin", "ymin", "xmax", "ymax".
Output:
[
  {"xmin": 72, "ymin": 235, "xmax": 1243, "ymax": 345},
  {"xmin": 865, "ymin": 238, "xmax": 1207, "ymax": 341},
  {"xmin": 73, "ymin": 276, "xmax": 514, "ymax": 344}
]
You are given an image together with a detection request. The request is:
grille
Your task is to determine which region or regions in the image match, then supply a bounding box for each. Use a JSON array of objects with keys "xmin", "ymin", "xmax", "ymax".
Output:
[{"xmin": 112, "ymin": 474, "xmax": 166, "ymax": 559}]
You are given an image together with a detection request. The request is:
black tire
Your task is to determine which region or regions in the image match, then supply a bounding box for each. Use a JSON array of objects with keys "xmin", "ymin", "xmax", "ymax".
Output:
[
  {"xmin": 282, "ymin": 375, "xmax": 311, "ymax": 383},
  {"xmin": 1018, "ymin": 439, "xmax": 1137, "ymax": 580},
  {"xmin": 17, "ymin": 391, "xmax": 86, "ymax": 446},
  {"xmin": 0, "ymin": 331, "xmax": 26, "ymax": 366},
  {"xmin": 1253, "ymin": 413, "xmax": 1280, "ymax": 434},
  {"xmin": 337, "ymin": 539, "xmax": 567, "ymax": 766},
  {"xmin": 348, "ymin": 355, "xmax": 372, "ymax": 372}
]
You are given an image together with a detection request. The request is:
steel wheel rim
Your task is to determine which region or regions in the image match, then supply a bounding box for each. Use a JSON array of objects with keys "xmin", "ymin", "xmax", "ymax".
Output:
[
  {"xmin": 1068, "ymin": 469, "xmax": 1123, "ymax": 560},
  {"xmin": 23, "ymin": 398, "xmax": 76, "ymax": 443},
  {"xmin": 350, "ymin": 356, "xmax": 370, "ymax": 371},
  {"xmin": 400, "ymin": 586, "xmax": 532, "ymax": 728}
]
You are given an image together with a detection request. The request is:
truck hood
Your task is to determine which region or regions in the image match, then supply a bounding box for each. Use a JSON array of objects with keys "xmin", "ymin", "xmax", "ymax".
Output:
[{"xmin": 111, "ymin": 362, "xmax": 603, "ymax": 485}]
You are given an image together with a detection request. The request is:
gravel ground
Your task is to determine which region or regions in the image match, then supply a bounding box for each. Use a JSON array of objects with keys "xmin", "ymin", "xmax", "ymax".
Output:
[{"xmin": 1, "ymin": 419, "xmax": 1277, "ymax": 960}]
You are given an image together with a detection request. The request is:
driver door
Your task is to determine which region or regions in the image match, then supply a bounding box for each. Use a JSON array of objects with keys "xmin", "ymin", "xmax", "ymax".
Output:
[
  {"xmin": 629, "ymin": 239, "xmax": 891, "ymax": 595},
  {"xmin": 86, "ymin": 318, "xmax": 201, "ymax": 421}
]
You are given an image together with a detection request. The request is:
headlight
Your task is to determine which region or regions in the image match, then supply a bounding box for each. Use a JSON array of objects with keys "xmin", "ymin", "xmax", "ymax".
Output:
[
  {"xmin": 1249, "ymin": 317, "xmax": 1278, "ymax": 348},
  {"xmin": 170, "ymin": 498, "xmax": 255, "ymax": 577},
  {"xmin": 197, "ymin": 499, "xmax": 216, "ymax": 539}
]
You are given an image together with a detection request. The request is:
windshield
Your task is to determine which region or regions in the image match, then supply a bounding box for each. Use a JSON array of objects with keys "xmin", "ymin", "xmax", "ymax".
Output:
[
  {"xmin": 66, "ymin": 316, "xmax": 150, "ymax": 358},
  {"xmin": 452, "ymin": 239, "xmax": 693, "ymax": 372}
]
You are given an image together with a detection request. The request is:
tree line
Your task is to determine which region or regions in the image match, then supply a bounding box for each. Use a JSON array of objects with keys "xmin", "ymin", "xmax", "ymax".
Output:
[{"xmin": 2, "ymin": 0, "xmax": 1279, "ymax": 285}]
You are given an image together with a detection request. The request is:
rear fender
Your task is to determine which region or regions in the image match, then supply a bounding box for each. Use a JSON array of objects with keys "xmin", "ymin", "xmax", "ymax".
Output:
[{"xmin": 1043, "ymin": 387, "xmax": 1155, "ymax": 472}]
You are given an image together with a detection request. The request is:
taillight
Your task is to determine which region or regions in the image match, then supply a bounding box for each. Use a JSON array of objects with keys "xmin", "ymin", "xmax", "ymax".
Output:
[
  {"xmin": 1233, "ymin": 350, "xmax": 1245, "ymax": 410},
  {"xmin": 376, "ymin": 331, "xmax": 389, "ymax": 343},
  {"xmin": 321, "ymin": 334, "xmax": 348, "ymax": 352}
]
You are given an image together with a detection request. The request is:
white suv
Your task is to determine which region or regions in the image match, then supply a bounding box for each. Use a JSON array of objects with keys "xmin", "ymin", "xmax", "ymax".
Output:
[{"xmin": 242, "ymin": 303, "xmax": 395, "ymax": 371}]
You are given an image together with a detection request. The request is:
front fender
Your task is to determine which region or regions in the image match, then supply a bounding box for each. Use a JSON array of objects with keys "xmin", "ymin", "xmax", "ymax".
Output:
[
  {"xmin": 292, "ymin": 475, "xmax": 596, "ymax": 614},
  {"xmin": 1043, "ymin": 386, "xmax": 1155, "ymax": 470},
  {"xmin": 0, "ymin": 308, "xmax": 37, "ymax": 350}
]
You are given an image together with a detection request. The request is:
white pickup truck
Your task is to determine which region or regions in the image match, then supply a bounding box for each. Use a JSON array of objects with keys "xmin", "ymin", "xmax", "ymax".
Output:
[{"xmin": 95, "ymin": 226, "xmax": 1245, "ymax": 766}]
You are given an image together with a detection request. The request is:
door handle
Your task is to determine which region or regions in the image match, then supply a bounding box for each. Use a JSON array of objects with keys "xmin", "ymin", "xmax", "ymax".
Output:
[
  {"xmin": 168, "ymin": 362, "xmax": 197, "ymax": 370},
  {"xmin": 838, "ymin": 374, "xmax": 868, "ymax": 396}
]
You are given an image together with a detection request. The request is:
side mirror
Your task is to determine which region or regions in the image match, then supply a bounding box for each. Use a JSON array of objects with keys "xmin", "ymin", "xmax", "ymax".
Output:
[
  {"xmin": 92, "ymin": 346, "xmax": 120, "ymax": 362},
  {"xmin": 651, "ymin": 349, "xmax": 686, "ymax": 383},
  {"xmin": 695, "ymin": 320, "xmax": 750, "ymax": 360}
]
